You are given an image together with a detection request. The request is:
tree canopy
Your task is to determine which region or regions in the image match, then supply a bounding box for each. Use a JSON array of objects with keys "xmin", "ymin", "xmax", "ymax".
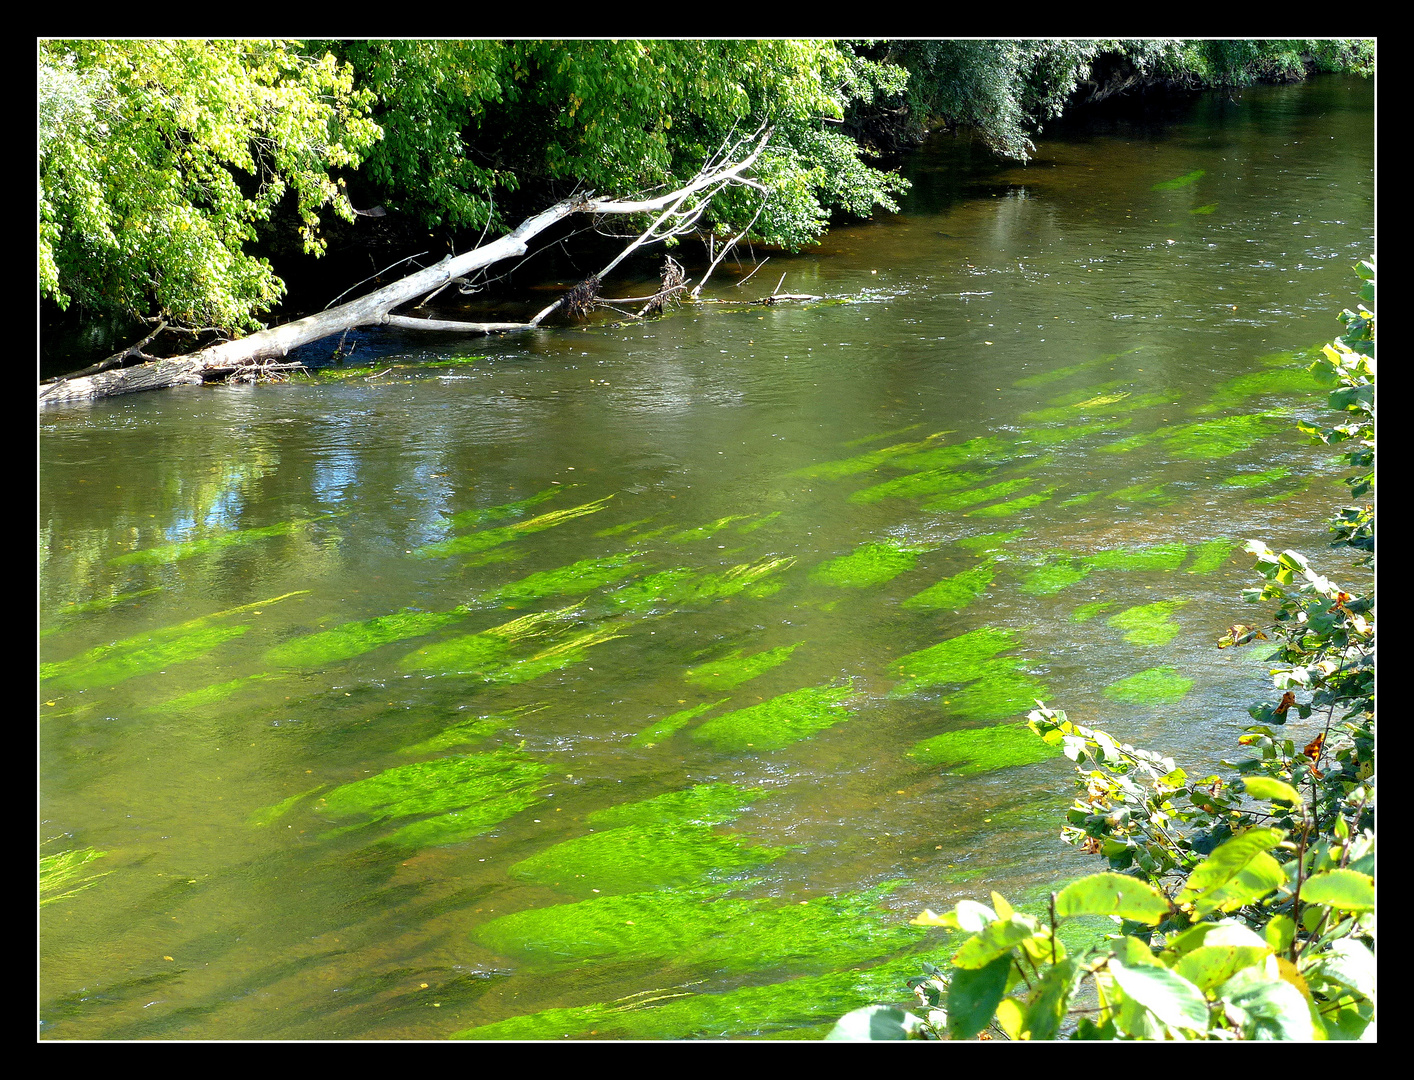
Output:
[{"xmin": 38, "ymin": 38, "xmax": 1373, "ymax": 346}]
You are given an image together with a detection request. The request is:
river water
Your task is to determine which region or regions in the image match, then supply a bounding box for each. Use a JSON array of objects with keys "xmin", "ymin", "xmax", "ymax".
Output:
[{"xmin": 39, "ymin": 77, "xmax": 1373, "ymax": 1040}]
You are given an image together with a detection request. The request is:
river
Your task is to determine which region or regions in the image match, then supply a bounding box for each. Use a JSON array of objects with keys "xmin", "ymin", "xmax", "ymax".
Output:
[{"xmin": 39, "ymin": 76, "xmax": 1373, "ymax": 1040}]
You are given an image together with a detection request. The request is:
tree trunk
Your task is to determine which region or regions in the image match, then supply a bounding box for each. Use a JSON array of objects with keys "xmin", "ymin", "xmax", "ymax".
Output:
[{"xmin": 40, "ymin": 128, "xmax": 771, "ymax": 407}]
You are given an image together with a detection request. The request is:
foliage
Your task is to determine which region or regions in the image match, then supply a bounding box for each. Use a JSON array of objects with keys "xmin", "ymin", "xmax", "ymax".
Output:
[
  {"xmin": 834, "ymin": 262, "xmax": 1374, "ymax": 1040},
  {"xmin": 39, "ymin": 39, "xmax": 379, "ymax": 331}
]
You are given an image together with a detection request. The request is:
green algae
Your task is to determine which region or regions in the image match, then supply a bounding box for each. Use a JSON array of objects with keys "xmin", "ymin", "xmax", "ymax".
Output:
[
  {"xmin": 398, "ymin": 604, "xmax": 582, "ymax": 672},
  {"xmin": 1109, "ymin": 482, "xmax": 1171, "ymax": 503},
  {"xmin": 146, "ymin": 672, "xmax": 283, "ymax": 714},
  {"xmin": 1071, "ymin": 600, "xmax": 1115, "ymax": 622},
  {"xmin": 889, "ymin": 627, "xmax": 1019, "ymax": 697},
  {"xmin": 669, "ymin": 515, "xmax": 756, "ymax": 543},
  {"xmin": 1199, "ymin": 369, "xmax": 1317, "ymax": 413},
  {"xmin": 631, "ymin": 699, "xmax": 730, "ymax": 747},
  {"xmin": 478, "ymin": 553, "xmax": 644, "ymax": 606},
  {"xmin": 507, "ymin": 818, "xmax": 783, "ymax": 898},
  {"xmin": 48, "ymin": 587, "xmax": 163, "ymax": 621},
  {"xmin": 1104, "ymin": 666, "xmax": 1195, "ymax": 705},
  {"xmin": 943, "ymin": 665, "xmax": 1050, "ymax": 721},
  {"xmin": 810, "ymin": 540, "xmax": 932, "ymax": 589},
  {"xmin": 1106, "ymin": 600, "xmax": 1188, "ymax": 646},
  {"xmin": 1019, "ymin": 557, "xmax": 1092, "ymax": 596},
  {"xmin": 1083, "ymin": 543, "xmax": 1188, "ymax": 572},
  {"xmin": 40, "ymin": 846, "xmax": 113, "ymax": 906},
  {"xmin": 609, "ymin": 557, "xmax": 796, "ymax": 614},
  {"xmin": 249, "ymin": 784, "xmax": 325, "ymax": 827},
  {"xmin": 108, "ymin": 519, "xmax": 308, "ymax": 566},
  {"xmin": 908, "ymin": 722, "xmax": 1059, "ymax": 774},
  {"xmin": 588, "ymin": 783, "xmax": 766, "ymax": 829},
  {"xmin": 446, "ymin": 487, "xmax": 562, "ymax": 531},
  {"xmin": 890, "ymin": 434, "xmax": 1011, "ymax": 472},
  {"xmin": 1152, "ymin": 169, "xmax": 1204, "ymax": 190},
  {"xmin": 454, "ymin": 941, "xmax": 955, "ymax": 1041},
  {"xmin": 477, "ymin": 622, "xmax": 627, "ymax": 686},
  {"xmin": 793, "ymin": 433, "xmax": 950, "ymax": 479},
  {"xmin": 41, "ymin": 591, "xmax": 306, "ymax": 690},
  {"xmin": 1101, "ymin": 412, "xmax": 1282, "ymax": 459},
  {"xmin": 692, "ymin": 684, "xmax": 854, "ymax": 752},
  {"xmin": 685, "ymin": 644, "xmax": 801, "ymax": 691},
  {"xmin": 1223, "ymin": 466, "xmax": 1290, "ymax": 488},
  {"xmin": 266, "ymin": 608, "xmax": 467, "ymax": 668},
  {"xmin": 841, "ymin": 423, "xmax": 923, "ymax": 448},
  {"xmin": 463, "ymin": 547, "xmax": 528, "ymax": 569},
  {"xmin": 413, "ymin": 496, "xmax": 614, "ymax": 559},
  {"xmin": 316, "ymin": 745, "xmax": 551, "ymax": 845},
  {"xmin": 1190, "ymin": 203, "xmax": 1218, "ymax": 214},
  {"xmin": 1020, "ymin": 391, "xmax": 1170, "ymax": 425},
  {"xmin": 902, "ymin": 560, "xmax": 996, "ymax": 611},
  {"xmin": 1061, "ymin": 491, "xmax": 1103, "ymax": 506},
  {"xmin": 595, "ymin": 517, "xmax": 653, "ymax": 538},
  {"xmin": 849, "ymin": 467, "xmax": 993, "ymax": 505},
  {"xmin": 965, "ymin": 487, "xmax": 1056, "ymax": 517},
  {"xmin": 956, "ymin": 529, "xmax": 1026, "ymax": 553},
  {"xmin": 1012, "ymin": 348, "xmax": 1143, "ymax": 389},
  {"xmin": 397, "ymin": 706, "xmax": 543, "ymax": 756},
  {"xmin": 922, "ymin": 477, "xmax": 1034, "ymax": 513},
  {"xmin": 471, "ymin": 880, "xmax": 921, "ymax": 975},
  {"xmin": 736, "ymin": 510, "xmax": 782, "ymax": 534}
]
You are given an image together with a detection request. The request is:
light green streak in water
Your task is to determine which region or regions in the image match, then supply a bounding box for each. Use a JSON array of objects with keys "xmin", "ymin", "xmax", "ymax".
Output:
[
  {"xmin": 1071, "ymin": 601, "xmax": 1115, "ymax": 623},
  {"xmin": 902, "ymin": 560, "xmax": 996, "ymax": 611},
  {"xmin": 109, "ymin": 519, "xmax": 310, "ymax": 566},
  {"xmin": 397, "ymin": 706, "xmax": 544, "ymax": 756},
  {"xmin": 41, "ymin": 591, "xmax": 304, "ymax": 689},
  {"xmin": 477, "ymin": 623, "xmax": 627, "ymax": 686},
  {"xmin": 810, "ymin": 540, "xmax": 932, "ymax": 588},
  {"xmin": 445, "ymin": 487, "xmax": 561, "ymax": 531},
  {"xmin": 1083, "ymin": 543, "xmax": 1189, "ymax": 572},
  {"xmin": 944, "ymin": 664, "xmax": 1050, "ymax": 721},
  {"xmin": 1185, "ymin": 539, "xmax": 1236, "ymax": 574},
  {"xmin": 1152, "ymin": 169, "xmax": 1205, "ymax": 190},
  {"xmin": 964, "ymin": 487, "xmax": 1057, "ymax": 517},
  {"xmin": 1199, "ymin": 369, "xmax": 1317, "ymax": 414},
  {"xmin": 588, "ymin": 783, "xmax": 767, "ymax": 829},
  {"xmin": 1223, "ymin": 467, "xmax": 1291, "ymax": 488},
  {"xmin": 922, "ymin": 477, "xmax": 1033, "ymax": 513},
  {"xmin": 737, "ymin": 511, "xmax": 782, "ymax": 534},
  {"xmin": 249, "ymin": 784, "xmax": 326, "ymax": 827},
  {"xmin": 1190, "ymin": 203, "xmax": 1218, "ymax": 214},
  {"xmin": 889, "ymin": 627, "xmax": 1018, "ymax": 697},
  {"xmin": 47, "ymin": 587, "xmax": 163, "ymax": 621},
  {"xmin": 1109, "ymin": 483, "xmax": 1171, "ymax": 503},
  {"xmin": 1104, "ymin": 667, "xmax": 1195, "ymax": 705},
  {"xmin": 669, "ymin": 515, "xmax": 757, "ymax": 543},
  {"xmin": 316, "ymin": 745, "xmax": 551, "ymax": 846},
  {"xmin": 147, "ymin": 672, "xmax": 283, "ymax": 714},
  {"xmin": 793, "ymin": 432, "xmax": 951, "ymax": 479},
  {"xmin": 1106, "ymin": 600, "xmax": 1188, "ymax": 646},
  {"xmin": 890, "ymin": 435, "xmax": 1011, "ymax": 472},
  {"xmin": 413, "ymin": 496, "xmax": 614, "ymax": 559},
  {"xmin": 908, "ymin": 722, "xmax": 1059, "ymax": 773},
  {"xmin": 1101, "ymin": 412, "xmax": 1283, "ymax": 459},
  {"xmin": 595, "ymin": 517, "xmax": 653, "ymax": 538},
  {"xmin": 841, "ymin": 423, "xmax": 923, "ymax": 448},
  {"xmin": 609, "ymin": 557, "xmax": 796, "ymax": 614},
  {"xmin": 956, "ymin": 529, "xmax": 1026, "ymax": 553},
  {"xmin": 1012, "ymin": 348, "xmax": 1144, "ymax": 389},
  {"xmin": 453, "ymin": 940, "xmax": 955, "ymax": 1040},
  {"xmin": 398, "ymin": 604, "xmax": 582, "ymax": 672},
  {"xmin": 40, "ymin": 847, "xmax": 113, "ymax": 906},
  {"xmin": 692, "ymin": 684, "xmax": 854, "ymax": 752},
  {"xmin": 1019, "ymin": 557, "xmax": 1092, "ymax": 596},
  {"xmin": 470, "ymin": 879, "xmax": 920, "ymax": 975},
  {"xmin": 631, "ymin": 699, "xmax": 729, "ymax": 747},
  {"xmin": 478, "ymin": 553, "xmax": 644, "ymax": 606},
  {"xmin": 849, "ymin": 468, "xmax": 993, "ymax": 505},
  {"xmin": 267, "ymin": 609, "xmax": 467, "ymax": 668},
  {"xmin": 685, "ymin": 644, "xmax": 801, "ymax": 691}
]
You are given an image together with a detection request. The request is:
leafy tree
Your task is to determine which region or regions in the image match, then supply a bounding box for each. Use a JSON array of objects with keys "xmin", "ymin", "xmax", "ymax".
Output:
[{"xmin": 39, "ymin": 39, "xmax": 379, "ymax": 332}]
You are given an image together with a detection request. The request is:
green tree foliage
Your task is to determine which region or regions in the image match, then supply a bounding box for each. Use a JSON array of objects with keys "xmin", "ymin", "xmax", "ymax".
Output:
[
  {"xmin": 330, "ymin": 39, "xmax": 910, "ymax": 249},
  {"xmin": 39, "ymin": 39, "xmax": 379, "ymax": 331},
  {"xmin": 834, "ymin": 263, "xmax": 1375, "ymax": 1041}
]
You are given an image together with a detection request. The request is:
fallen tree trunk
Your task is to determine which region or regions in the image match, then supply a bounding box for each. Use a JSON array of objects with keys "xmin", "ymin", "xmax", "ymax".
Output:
[{"xmin": 41, "ymin": 128, "xmax": 772, "ymax": 407}]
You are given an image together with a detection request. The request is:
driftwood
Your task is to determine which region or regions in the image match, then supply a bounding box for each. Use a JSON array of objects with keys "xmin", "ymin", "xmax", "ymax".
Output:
[{"xmin": 41, "ymin": 127, "xmax": 774, "ymax": 407}]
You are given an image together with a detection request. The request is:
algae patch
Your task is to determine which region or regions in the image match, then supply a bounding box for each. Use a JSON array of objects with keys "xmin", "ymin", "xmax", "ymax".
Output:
[
  {"xmin": 902, "ymin": 560, "xmax": 996, "ymax": 611},
  {"xmin": 810, "ymin": 540, "xmax": 932, "ymax": 589},
  {"xmin": 631, "ymin": 699, "xmax": 729, "ymax": 747},
  {"xmin": 908, "ymin": 723, "xmax": 1059, "ymax": 774},
  {"xmin": 1106, "ymin": 600, "xmax": 1188, "ymax": 646},
  {"xmin": 40, "ymin": 846, "xmax": 113, "ymax": 906},
  {"xmin": 692, "ymin": 684, "xmax": 854, "ymax": 752},
  {"xmin": 1104, "ymin": 667, "xmax": 1195, "ymax": 705},
  {"xmin": 684, "ymin": 644, "xmax": 801, "ymax": 691}
]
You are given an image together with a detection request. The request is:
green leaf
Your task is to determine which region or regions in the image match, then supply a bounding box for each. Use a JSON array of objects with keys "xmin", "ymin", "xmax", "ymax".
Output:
[
  {"xmin": 1173, "ymin": 943, "xmax": 1273, "ymax": 992},
  {"xmin": 1178, "ymin": 827, "xmax": 1285, "ymax": 905},
  {"xmin": 1108, "ymin": 958, "xmax": 1210, "ymax": 1032},
  {"xmin": 1300, "ymin": 870, "xmax": 1374, "ymax": 912},
  {"xmin": 1243, "ymin": 776, "xmax": 1304, "ymax": 806},
  {"xmin": 1193, "ymin": 850, "xmax": 1287, "ymax": 917},
  {"xmin": 951, "ymin": 914, "xmax": 1040, "ymax": 969},
  {"xmin": 1217, "ymin": 967, "xmax": 1315, "ymax": 1040},
  {"xmin": 1022, "ymin": 957, "xmax": 1085, "ymax": 1040},
  {"xmin": 1054, "ymin": 873, "xmax": 1172, "ymax": 924},
  {"xmin": 1302, "ymin": 938, "xmax": 1375, "ymax": 999},
  {"xmin": 1264, "ymin": 914, "xmax": 1296, "ymax": 956},
  {"xmin": 825, "ymin": 1005, "xmax": 929, "ymax": 1041},
  {"xmin": 947, "ymin": 953, "xmax": 1013, "ymax": 1039}
]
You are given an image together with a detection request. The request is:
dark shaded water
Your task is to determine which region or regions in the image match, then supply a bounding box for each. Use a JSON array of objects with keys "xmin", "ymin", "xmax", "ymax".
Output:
[{"xmin": 39, "ymin": 77, "xmax": 1372, "ymax": 1040}]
